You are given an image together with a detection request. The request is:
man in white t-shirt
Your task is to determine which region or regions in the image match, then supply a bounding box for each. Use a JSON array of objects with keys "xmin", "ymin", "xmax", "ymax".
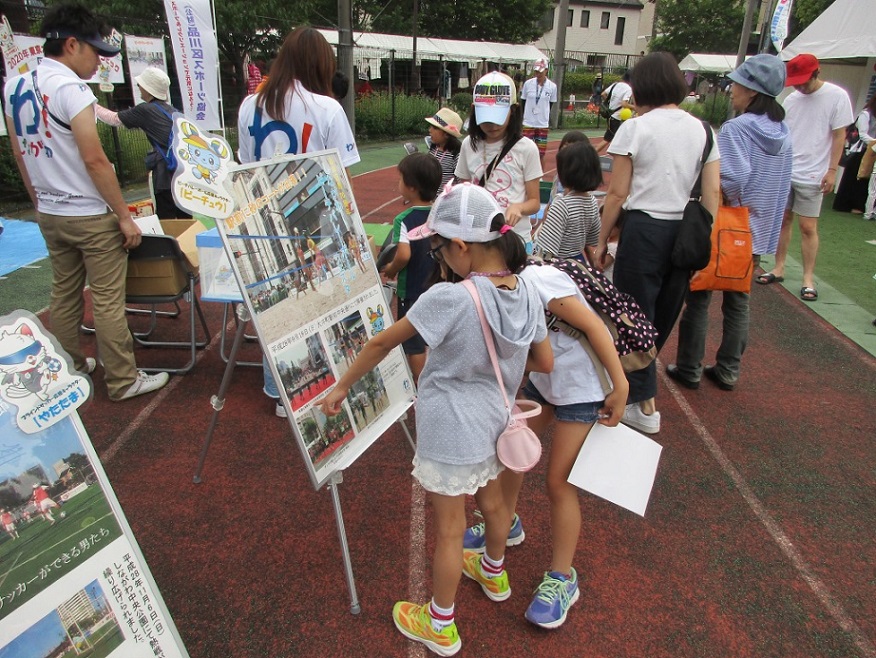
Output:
[
  {"xmin": 758, "ymin": 54, "xmax": 853, "ymax": 301},
  {"xmin": 3, "ymin": 3, "xmax": 168, "ymax": 401},
  {"xmin": 595, "ymin": 70, "xmax": 633, "ymax": 155},
  {"xmin": 520, "ymin": 58, "xmax": 558, "ymax": 164}
]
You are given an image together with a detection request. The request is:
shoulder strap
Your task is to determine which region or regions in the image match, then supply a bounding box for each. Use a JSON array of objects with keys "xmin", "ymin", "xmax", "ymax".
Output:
[
  {"xmin": 30, "ymin": 70, "xmax": 72, "ymax": 131},
  {"xmin": 479, "ymin": 136, "xmax": 521, "ymax": 187},
  {"xmin": 462, "ymin": 280, "xmax": 512, "ymax": 413},
  {"xmin": 689, "ymin": 120, "xmax": 713, "ymax": 201},
  {"xmin": 147, "ymin": 101, "xmax": 176, "ymax": 163}
]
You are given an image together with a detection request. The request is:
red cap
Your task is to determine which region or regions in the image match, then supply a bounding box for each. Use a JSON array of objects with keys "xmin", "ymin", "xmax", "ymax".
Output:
[{"xmin": 785, "ymin": 53, "xmax": 819, "ymax": 86}]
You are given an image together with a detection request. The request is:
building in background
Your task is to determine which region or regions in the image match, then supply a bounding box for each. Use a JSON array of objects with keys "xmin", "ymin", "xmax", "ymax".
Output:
[{"xmin": 534, "ymin": 0, "xmax": 656, "ymax": 72}]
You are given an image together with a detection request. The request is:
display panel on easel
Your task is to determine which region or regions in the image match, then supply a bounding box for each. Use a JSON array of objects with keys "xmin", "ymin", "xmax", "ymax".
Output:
[{"xmin": 219, "ymin": 150, "xmax": 415, "ymax": 489}]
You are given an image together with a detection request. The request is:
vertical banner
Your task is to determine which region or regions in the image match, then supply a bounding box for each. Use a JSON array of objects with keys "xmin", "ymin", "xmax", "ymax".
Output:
[
  {"xmin": 220, "ymin": 151, "xmax": 415, "ymax": 489},
  {"xmin": 0, "ymin": 311, "xmax": 189, "ymax": 657},
  {"xmin": 770, "ymin": 0, "xmax": 795, "ymax": 52},
  {"xmin": 124, "ymin": 35, "xmax": 168, "ymax": 106},
  {"xmin": 163, "ymin": 0, "xmax": 221, "ymax": 131}
]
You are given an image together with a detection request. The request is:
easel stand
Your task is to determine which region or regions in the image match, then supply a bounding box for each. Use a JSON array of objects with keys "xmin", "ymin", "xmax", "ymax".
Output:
[{"xmin": 192, "ymin": 305, "xmax": 415, "ymax": 614}]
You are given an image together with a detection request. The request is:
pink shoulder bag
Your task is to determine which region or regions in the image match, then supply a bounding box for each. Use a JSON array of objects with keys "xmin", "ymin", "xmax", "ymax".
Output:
[{"xmin": 462, "ymin": 280, "xmax": 543, "ymax": 473}]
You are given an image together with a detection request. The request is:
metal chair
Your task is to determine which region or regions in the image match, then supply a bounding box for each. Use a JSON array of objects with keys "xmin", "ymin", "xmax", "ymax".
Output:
[{"xmin": 125, "ymin": 234, "xmax": 210, "ymax": 375}]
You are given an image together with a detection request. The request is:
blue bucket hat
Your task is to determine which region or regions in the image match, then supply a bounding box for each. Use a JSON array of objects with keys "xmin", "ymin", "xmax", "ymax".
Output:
[{"xmin": 728, "ymin": 54, "xmax": 786, "ymax": 98}]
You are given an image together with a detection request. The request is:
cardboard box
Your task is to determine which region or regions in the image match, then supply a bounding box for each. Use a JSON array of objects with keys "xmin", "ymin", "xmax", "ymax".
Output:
[
  {"xmin": 128, "ymin": 199, "xmax": 156, "ymax": 218},
  {"xmin": 126, "ymin": 219, "xmax": 206, "ymax": 297}
]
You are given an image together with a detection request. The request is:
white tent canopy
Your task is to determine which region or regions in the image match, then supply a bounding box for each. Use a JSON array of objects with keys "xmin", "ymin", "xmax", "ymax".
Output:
[
  {"xmin": 677, "ymin": 53, "xmax": 745, "ymax": 74},
  {"xmin": 317, "ymin": 29, "xmax": 547, "ymax": 65},
  {"xmin": 782, "ymin": 0, "xmax": 876, "ymax": 60}
]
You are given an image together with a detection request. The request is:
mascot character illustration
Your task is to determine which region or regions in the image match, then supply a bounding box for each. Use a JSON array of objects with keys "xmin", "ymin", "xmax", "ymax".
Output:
[{"xmin": 0, "ymin": 323, "xmax": 62, "ymax": 401}]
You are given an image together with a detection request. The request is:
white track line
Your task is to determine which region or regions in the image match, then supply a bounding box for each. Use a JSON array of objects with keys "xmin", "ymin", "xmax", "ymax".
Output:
[
  {"xmin": 407, "ymin": 479, "xmax": 427, "ymax": 658},
  {"xmin": 362, "ymin": 196, "xmax": 403, "ymax": 221},
  {"xmin": 661, "ymin": 366, "xmax": 876, "ymax": 658},
  {"xmin": 101, "ymin": 328, "xmax": 224, "ymax": 464}
]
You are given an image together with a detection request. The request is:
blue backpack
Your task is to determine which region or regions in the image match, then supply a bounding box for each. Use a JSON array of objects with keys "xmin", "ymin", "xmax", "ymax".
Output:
[{"xmin": 150, "ymin": 103, "xmax": 178, "ymax": 172}]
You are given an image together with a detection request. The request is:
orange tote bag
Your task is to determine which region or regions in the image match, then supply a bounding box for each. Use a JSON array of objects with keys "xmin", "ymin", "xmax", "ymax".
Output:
[{"xmin": 689, "ymin": 205, "xmax": 753, "ymax": 293}]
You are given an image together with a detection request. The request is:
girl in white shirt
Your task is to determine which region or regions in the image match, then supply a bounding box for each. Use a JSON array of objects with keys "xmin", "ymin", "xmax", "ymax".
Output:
[
  {"xmin": 455, "ymin": 71, "xmax": 543, "ymax": 252},
  {"xmin": 465, "ymin": 261, "xmax": 628, "ymax": 630}
]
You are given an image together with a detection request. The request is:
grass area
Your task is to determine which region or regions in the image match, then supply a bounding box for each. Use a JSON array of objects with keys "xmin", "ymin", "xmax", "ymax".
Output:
[
  {"xmin": 786, "ymin": 201, "xmax": 876, "ymax": 315},
  {"xmin": 0, "ymin": 485, "xmax": 122, "ymax": 618}
]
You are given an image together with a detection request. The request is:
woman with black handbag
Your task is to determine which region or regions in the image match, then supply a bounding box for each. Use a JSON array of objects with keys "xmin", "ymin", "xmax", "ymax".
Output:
[{"xmin": 594, "ymin": 53, "xmax": 720, "ymax": 434}]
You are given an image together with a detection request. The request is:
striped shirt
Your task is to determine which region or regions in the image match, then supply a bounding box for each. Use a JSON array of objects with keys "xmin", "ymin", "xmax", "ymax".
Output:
[
  {"xmin": 718, "ymin": 113, "xmax": 792, "ymax": 255},
  {"xmin": 534, "ymin": 193, "xmax": 600, "ymax": 259},
  {"xmin": 429, "ymin": 143, "xmax": 459, "ymax": 190}
]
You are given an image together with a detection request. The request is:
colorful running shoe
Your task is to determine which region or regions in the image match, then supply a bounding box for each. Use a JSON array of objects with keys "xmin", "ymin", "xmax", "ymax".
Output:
[
  {"xmin": 462, "ymin": 513, "xmax": 525, "ymax": 553},
  {"xmin": 524, "ymin": 569, "xmax": 580, "ymax": 629},
  {"xmin": 392, "ymin": 601, "xmax": 461, "ymax": 657},
  {"xmin": 461, "ymin": 550, "xmax": 511, "ymax": 602}
]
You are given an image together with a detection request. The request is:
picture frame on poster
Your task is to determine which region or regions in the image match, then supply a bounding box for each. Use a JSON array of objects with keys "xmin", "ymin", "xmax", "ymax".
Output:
[
  {"xmin": 218, "ymin": 149, "xmax": 416, "ymax": 489},
  {"xmin": 0, "ymin": 310, "xmax": 189, "ymax": 657}
]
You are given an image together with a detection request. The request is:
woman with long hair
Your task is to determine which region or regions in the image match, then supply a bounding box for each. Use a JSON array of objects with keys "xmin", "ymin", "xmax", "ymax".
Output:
[{"xmin": 237, "ymin": 26, "xmax": 361, "ymax": 418}]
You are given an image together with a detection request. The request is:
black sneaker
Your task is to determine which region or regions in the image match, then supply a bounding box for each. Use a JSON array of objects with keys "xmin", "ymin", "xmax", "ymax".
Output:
[
  {"xmin": 665, "ymin": 364, "xmax": 699, "ymax": 389},
  {"xmin": 704, "ymin": 365, "xmax": 734, "ymax": 391}
]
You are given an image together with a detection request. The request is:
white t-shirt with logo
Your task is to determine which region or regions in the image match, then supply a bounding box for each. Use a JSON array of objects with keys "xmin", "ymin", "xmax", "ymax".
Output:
[
  {"xmin": 4, "ymin": 59, "xmax": 108, "ymax": 216},
  {"xmin": 782, "ymin": 81, "xmax": 853, "ymax": 185},
  {"xmin": 455, "ymin": 136, "xmax": 543, "ymax": 242},
  {"xmin": 518, "ymin": 264, "xmax": 611, "ymax": 405},
  {"xmin": 521, "ymin": 77, "xmax": 558, "ymax": 129},
  {"xmin": 237, "ymin": 81, "xmax": 360, "ymax": 167}
]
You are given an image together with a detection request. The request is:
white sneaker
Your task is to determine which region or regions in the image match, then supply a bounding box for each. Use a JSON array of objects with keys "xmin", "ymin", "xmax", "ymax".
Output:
[
  {"xmin": 275, "ymin": 402, "xmax": 287, "ymax": 418},
  {"xmin": 116, "ymin": 371, "xmax": 170, "ymax": 401},
  {"xmin": 82, "ymin": 358, "xmax": 97, "ymax": 375},
  {"xmin": 621, "ymin": 403, "xmax": 661, "ymax": 434}
]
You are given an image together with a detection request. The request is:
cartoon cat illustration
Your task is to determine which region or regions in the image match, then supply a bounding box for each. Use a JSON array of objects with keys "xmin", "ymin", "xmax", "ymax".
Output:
[{"xmin": 0, "ymin": 324, "xmax": 62, "ymax": 401}]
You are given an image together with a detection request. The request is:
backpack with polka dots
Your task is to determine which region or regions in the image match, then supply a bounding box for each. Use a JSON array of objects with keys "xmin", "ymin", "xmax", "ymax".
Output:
[{"xmin": 527, "ymin": 256, "xmax": 658, "ymax": 393}]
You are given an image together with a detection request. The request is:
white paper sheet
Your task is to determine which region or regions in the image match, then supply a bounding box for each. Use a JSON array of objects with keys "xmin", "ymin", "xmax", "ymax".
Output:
[
  {"xmin": 567, "ymin": 422, "xmax": 663, "ymax": 517},
  {"xmin": 134, "ymin": 214, "xmax": 163, "ymax": 235}
]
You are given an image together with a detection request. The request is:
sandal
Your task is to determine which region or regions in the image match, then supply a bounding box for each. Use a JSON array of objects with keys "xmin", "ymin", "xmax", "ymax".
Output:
[
  {"xmin": 756, "ymin": 272, "xmax": 784, "ymax": 285},
  {"xmin": 800, "ymin": 286, "xmax": 818, "ymax": 302}
]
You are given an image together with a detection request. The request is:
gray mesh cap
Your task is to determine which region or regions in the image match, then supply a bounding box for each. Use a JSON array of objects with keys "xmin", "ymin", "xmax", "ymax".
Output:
[{"xmin": 409, "ymin": 183, "xmax": 505, "ymax": 243}]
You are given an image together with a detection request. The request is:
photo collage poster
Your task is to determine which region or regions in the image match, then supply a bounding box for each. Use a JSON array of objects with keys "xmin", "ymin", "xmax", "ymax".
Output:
[
  {"xmin": 0, "ymin": 311, "xmax": 189, "ymax": 657},
  {"xmin": 220, "ymin": 150, "xmax": 415, "ymax": 489}
]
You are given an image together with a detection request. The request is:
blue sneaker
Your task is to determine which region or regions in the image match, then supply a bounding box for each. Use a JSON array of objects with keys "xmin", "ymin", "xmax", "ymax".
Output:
[
  {"xmin": 462, "ymin": 513, "xmax": 525, "ymax": 553},
  {"xmin": 525, "ymin": 569, "xmax": 580, "ymax": 629}
]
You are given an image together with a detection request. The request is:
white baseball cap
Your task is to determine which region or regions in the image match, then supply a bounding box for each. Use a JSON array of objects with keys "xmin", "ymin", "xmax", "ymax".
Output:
[
  {"xmin": 408, "ymin": 183, "xmax": 505, "ymax": 243},
  {"xmin": 473, "ymin": 71, "xmax": 517, "ymax": 126}
]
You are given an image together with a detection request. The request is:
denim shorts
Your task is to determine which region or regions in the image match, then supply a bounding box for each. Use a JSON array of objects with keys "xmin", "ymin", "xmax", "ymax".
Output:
[{"xmin": 522, "ymin": 380, "xmax": 603, "ymax": 424}]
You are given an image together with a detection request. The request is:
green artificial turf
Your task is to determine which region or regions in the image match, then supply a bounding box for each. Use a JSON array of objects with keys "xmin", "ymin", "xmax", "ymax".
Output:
[{"xmin": 787, "ymin": 201, "xmax": 876, "ymax": 316}]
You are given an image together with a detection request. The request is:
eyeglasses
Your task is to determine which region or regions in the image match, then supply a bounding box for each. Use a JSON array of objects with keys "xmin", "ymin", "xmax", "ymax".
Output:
[{"xmin": 427, "ymin": 241, "xmax": 448, "ymax": 262}]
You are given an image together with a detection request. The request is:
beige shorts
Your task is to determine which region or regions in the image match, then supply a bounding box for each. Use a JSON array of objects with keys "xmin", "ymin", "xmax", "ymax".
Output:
[{"xmin": 787, "ymin": 182, "xmax": 824, "ymax": 218}]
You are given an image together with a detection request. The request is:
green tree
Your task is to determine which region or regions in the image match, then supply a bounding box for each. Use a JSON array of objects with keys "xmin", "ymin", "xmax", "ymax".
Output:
[
  {"xmin": 308, "ymin": 0, "xmax": 551, "ymax": 43},
  {"xmin": 77, "ymin": 0, "xmax": 312, "ymax": 101},
  {"xmin": 650, "ymin": 0, "xmax": 745, "ymax": 60}
]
